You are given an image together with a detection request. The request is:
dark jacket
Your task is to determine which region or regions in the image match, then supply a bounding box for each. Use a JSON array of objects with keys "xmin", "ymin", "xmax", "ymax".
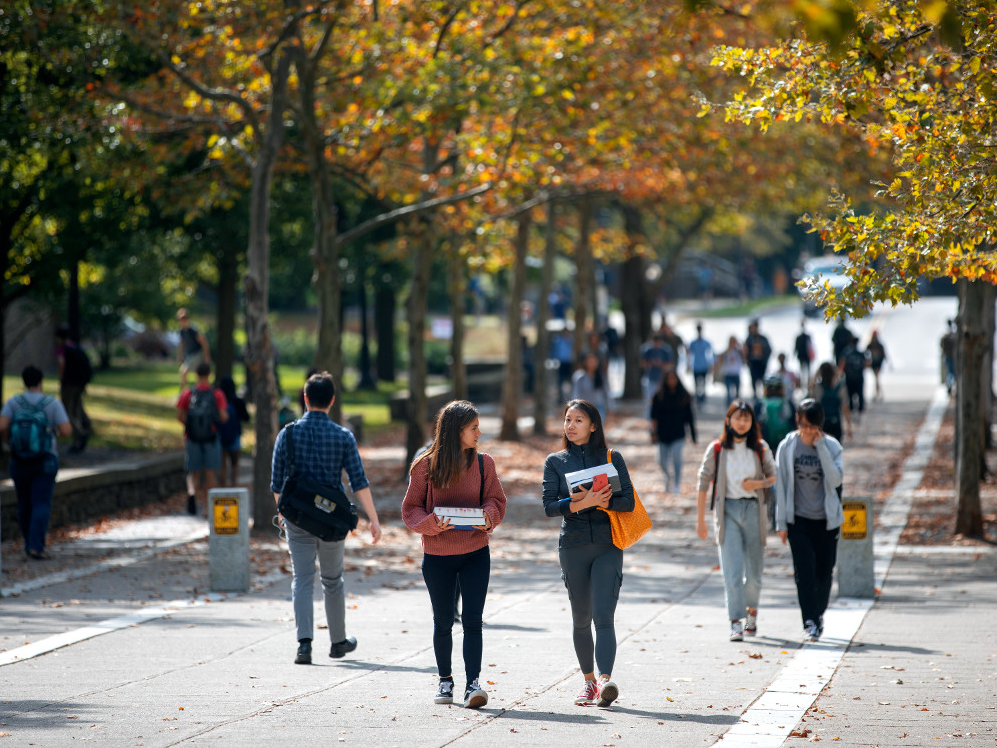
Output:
[
  {"xmin": 650, "ymin": 389, "xmax": 696, "ymax": 444},
  {"xmin": 542, "ymin": 442, "xmax": 635, "ymax": 549}
]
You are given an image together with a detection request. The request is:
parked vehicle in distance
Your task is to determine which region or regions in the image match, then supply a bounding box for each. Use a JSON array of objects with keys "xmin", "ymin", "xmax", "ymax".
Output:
[{"xmin": 795, "ymin": 256, "xmax": 849, "ymax": 317}]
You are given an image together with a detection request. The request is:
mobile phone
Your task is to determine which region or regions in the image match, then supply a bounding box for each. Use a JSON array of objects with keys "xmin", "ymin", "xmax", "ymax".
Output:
[{"xmin": 592, "ymin": 473, "xmax": 609, "ymax": 492}]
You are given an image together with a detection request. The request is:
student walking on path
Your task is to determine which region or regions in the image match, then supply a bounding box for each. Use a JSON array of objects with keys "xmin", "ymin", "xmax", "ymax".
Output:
[
  {"xmin": 696, "ymin": 400, "xmax": 776, "ymax": 642},
  {"xmin": 572, "ymin": 351, "xmax": 614, "ymax": 424},
  {"xmin": 687, "ymin": 323, "xmax": 715, "ymax": 406},
  {"xmin": 649, "ymin": 370, "xmax": 697, "ymax": 494},
  {"xmin": 176, "ymin": 362, "xmax": 228, "ymax": 516},
  {"xmin": 271, "ymin": 372, "xmax": 382, "ymax": 665},
  {"xmin": 542, "ymin": 399, "xmax": 636, "ymax": 708},
  {"xmin": 0, "ymin": 366, "xmax": 72, "ymax": 559},
  {"xmin": 866, "ymin": 330, "xmax": 887, "ymax": 401},
  {"xmin": 402, "ymin": 400, "xmax": 507, "ymax": 709},
  {"xmin": 774, "ymin": 398, "xmax": 844, "ymax": 642},
  {"xmin": 55, "ymin": 325, "xmax": 92, "ymax": 454},
  {"xmin": 716, "ymin": 336, "xmax": 745, "ymax": 404},
  {"xmin": 811, "ymin": 361, "xmax": 851, "ymax": 441}
]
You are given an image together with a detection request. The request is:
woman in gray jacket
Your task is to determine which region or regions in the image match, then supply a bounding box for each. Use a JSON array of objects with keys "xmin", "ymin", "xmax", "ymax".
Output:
[
  {"xmin": 542, "ymin": 399, "xmax": 635, "ymax": 709},
  {"xmin": 696, "ymin": 400, "xmax": 776, "ymax": 642},
  {"xmin": 773, "ymin": 398, "xmax": 844, "ymax": 643}
]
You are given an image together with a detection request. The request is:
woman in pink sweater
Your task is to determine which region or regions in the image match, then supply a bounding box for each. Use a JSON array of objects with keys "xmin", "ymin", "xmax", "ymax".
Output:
[{"xmin": 402, "ymin": 400, "xmax": 507, "ymax": 709}]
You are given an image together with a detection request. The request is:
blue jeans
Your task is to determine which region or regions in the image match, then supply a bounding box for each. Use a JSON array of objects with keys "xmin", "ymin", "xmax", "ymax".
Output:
[
  {"xmin": 657, "ymin": 439, "xmax": 684, "ymax": 493},
  {"xmin": 724, "ymin": 373, "xmax": 740, "ymax": 403},
  {"xmin": 422, "ymin": 546, "xmax": 490, "ymax": 685},
  {"xmin": 718, "ymin": 498, "xmax": 763, "ymax": 621},
  {"xmin": 285, "ymin": 519, "xmax": 347, "ymax": 643},
  {"xmin": 11, "ymin": 454, "xmax": 58, "ymax": 554}
]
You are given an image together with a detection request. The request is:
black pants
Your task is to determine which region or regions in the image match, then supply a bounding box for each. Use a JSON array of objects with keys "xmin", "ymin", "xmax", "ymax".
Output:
[
  {"xmin": 422, "ymin": 546, "xmax": 489, "ymax": 685},
  {"xmin": 787, "ymin": 517, "xmax": 839, "ymax": 627},
  {"xmin": 845, "ymin": 375, "xmax": 864, "ymax": 414}
]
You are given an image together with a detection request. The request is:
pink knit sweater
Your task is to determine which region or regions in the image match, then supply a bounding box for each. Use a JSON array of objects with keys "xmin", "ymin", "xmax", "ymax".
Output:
[{"xmin": 402, "ymin": 452, "xmax": 507, "ymax": 556}]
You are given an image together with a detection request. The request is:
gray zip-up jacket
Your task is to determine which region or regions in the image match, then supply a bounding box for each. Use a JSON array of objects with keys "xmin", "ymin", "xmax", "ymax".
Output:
[
  {"xmin": 697, "ymin": 439, "xmax": 776, "ymax": 546},
  {"xmin": 773, "ymin": 431, "xmax": 845, "ymax": 531},
  {"xmin": 542, "ymin": 442, "xmax": 635, "ymax": 549}
]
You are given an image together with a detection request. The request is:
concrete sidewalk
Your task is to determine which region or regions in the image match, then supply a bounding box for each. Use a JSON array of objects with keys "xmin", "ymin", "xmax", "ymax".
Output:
[{"xmin": 2, "ymin": 386, "xmax": 995, "ymax": 747}]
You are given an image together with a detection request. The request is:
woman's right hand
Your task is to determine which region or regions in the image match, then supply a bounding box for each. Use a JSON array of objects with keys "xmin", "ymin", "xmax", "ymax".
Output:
[
  {"xmin": 435, "ymin": 515, "xmax": 452, "ymax": 532},
  {"xmin": 696, "ymin": 517, "xmax": 708, "ymax": 541},
  {"xmin": 570, "ymin": 485, "xmax": 612, "ymax": 511}
]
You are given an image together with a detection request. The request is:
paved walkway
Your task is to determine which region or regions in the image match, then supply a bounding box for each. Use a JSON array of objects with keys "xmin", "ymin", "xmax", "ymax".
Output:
[{"xmin": 2, "ymin": 384, "xmax": 995, "ymax": 747}]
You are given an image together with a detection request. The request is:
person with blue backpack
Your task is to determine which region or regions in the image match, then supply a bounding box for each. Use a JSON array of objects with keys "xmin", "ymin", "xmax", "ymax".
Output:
[{"xmin": 0, "ymin": 365, "xmax": 72, "ymax": 559}]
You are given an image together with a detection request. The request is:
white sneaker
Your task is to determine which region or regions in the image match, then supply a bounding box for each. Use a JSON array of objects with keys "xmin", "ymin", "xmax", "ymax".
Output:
[
  {"xmin": 463, "ymin": 679, "xmax": 488, "ymax": 709},
  {"xmin": 597, "ymin": 680, "xmax": 619, "ymax": 707},
  {"xmin": 745, "ymin": 612, "xmax": 757, "ymax": 636},
  {"xmin": 434, "ymin": 679, "xmax": 454, "ymax": 704},
  {"xmin": 730, "ymin": 620, "xmax": 744, "ymax": 642},
  {"xmin": 803, "ymin": 620, "xmax": 820, "ymax": 642}
]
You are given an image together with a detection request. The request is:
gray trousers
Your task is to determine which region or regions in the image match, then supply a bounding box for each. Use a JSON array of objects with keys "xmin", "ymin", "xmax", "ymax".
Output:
[
  {"xmin": 559, "ymin": 542, "xmax": 623, "ymax": 677},
  {"xmin": 285, "ymin": 519, "xmax": 346, "ymax": 643},
  {"xmin": 718, "ymin": 498, "xmax": 764, "ymax": 621}
]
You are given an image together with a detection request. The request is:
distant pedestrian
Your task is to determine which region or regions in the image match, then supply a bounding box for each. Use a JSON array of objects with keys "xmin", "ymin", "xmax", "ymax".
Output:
[
  {"xmin": 774, "ymin": 398, "xmax": 844, "ymax": 643},
  {"xmin": 775, "ymin": 353, "xmax": 800, "ymax": 396},
  {"xmin": 542, "ymin": 399, "xmax": 635, "ymax": 708},
  {"xmin": 696, "ymin": 400, "xmax": 776, "ymax": 642},
  {"xmin": 217, "ymin": 376, "xmax": 250, "ymax": 487},
  {"xmin": 572, "ymin": 351, "xmax": 613, "ymax": 424},
  {"xmin": 794, "ymin": 321, "xmax": 815, "ymax": 391},
  {"xmin": 640, "ymin": 334, "xmax": 674, "ymax": 415},
  {"xmin": 649, "ymin": 371, "xmax": 697, "ymax": 493},
  {"xmin": 687, "ymin": 323, "xmax": 715, "ymax": 405},
  {"xmin": 271, "ymin": 371, "xmax": 382, "ymax": 665},
  {"xmin": 176, "ymin": 362, "xmax": 228, "ymax": 516},
  {"xmin": 743, "ymin": 319, "xmax": 772, "ymax": 399},
  {"xmin": 830, "ymin": 317, "xmax": 854, "ymax": 365},
  {"xmin": 940, "ymin": 319, "xmax": 956, "ymax": 394},
  {"xmin": 841, "ymin": 336, "xmax": 867, "ymax": 417},
  {"xmin": 715, "ymin": 336, "xmax": 745, "ymax": 403},
  {"xmin": 176, "ymin": 308, "xmax": 211, "ymax": 390},
  {"xmin": 402, "ymin": 400, "xmax": 507, "ymax": 709},
  {"xmin": 55, "ymin": 325, "xmax": 93, "ymax": 454},
  {"xmin": 660, "ymin": 322, "xmax": 685, "ymax": 368},
  {"xmin": 866, "ymin": 330, "xmax": 887, "ymax": 401},
  {"xmin": 0, "ymin": 365, "xmax": 72, "ymax": 559},
  {"xmin": 551, "ymin": 329, "xmax": 574, "ymax": 402},
  {"xmin": 810, "ymin": 362, "xmax": 851, "ymax": 441}
]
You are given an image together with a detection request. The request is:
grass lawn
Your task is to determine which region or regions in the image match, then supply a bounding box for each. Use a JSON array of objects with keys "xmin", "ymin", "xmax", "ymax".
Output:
[{"xmin": 3, "ymin": 361, "xmax": 402, "ymax": 454}]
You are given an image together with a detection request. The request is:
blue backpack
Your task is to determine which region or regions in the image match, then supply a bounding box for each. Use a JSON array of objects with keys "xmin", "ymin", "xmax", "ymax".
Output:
[{"xmin": 10, "ymin": 395, "xmax": 54, "ymax": 460}]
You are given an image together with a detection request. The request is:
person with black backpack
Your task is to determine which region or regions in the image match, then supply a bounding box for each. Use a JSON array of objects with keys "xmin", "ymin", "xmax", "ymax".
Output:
[
  {"xmin": 0, "ymin": 365, "xmax": 71, "ymax": 559},
  {"xmin": 176, "ymin": 362, "xmax": 228, "ymax": 516},
  {"xmin": 55, "ymin": 325, "xmax": 93, "ymax": 454}
]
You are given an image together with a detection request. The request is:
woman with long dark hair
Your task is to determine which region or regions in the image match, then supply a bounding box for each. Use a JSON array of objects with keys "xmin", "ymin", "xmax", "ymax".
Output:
[
  {"xmin": 649, "ymin": 370, "xmax": 697, "ymax": 493},
  {"xmin": 696, "ymin": 399, "xmax": 776, "ymax": 642},
  {"xmin": 402, "ymin": 401, "xmax": 507, "ymax": 709},
  {"xmin": 542, "ymin": 399, "xmax": 635, "ymax": 708}
]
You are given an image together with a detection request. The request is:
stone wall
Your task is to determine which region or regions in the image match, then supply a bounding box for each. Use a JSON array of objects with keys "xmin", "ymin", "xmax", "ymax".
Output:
[{"xmin": 0, "ymin": 454, "xmax": 186, "ymax": 541}]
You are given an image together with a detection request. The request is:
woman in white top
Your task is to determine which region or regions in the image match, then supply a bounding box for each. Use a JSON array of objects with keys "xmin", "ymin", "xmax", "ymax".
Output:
[
  {"xmin": 715, "ymin": 336, "xmax": 745, "ymax": 404},
  {"xmin": 695, "ymin": 399, "xmax": 776, "ymax": 642}
]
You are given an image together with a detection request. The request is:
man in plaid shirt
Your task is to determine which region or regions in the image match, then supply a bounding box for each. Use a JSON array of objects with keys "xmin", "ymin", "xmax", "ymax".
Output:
[{"xmin": 271, "ymin": 371, "xmax": 382, "ymax": 665}]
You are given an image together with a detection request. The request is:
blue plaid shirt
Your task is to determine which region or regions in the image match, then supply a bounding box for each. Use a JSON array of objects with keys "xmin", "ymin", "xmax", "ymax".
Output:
[{"xmin": 270, "ymin": 411, "xmax": 370, "ymax": 495}]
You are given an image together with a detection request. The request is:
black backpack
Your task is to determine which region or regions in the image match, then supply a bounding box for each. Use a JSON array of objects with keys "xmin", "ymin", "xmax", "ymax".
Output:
[
  {"xmin": 844, "ymin": 349, "xmax": 865, "ymax": 380},
  {"xmin": 820, "ymin": 384, "xmax": 842, "ymax": 428},
  {"xmin": 63, "ymin": 345, "xmax": 93, "ymax": 387},
  {"xmin": 185, "ymin": 388, "xmax": 219, "ymax": 442}
]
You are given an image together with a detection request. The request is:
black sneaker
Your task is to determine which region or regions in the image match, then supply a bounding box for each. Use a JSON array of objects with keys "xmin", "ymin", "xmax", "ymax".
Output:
[
  {"xmin": 434, "ymin": 679, "xmax": 454, "ymax": 705},
  {"xmin": 803, "ymin": 620, "xmax": 820, "ymax": 642},
  {"xmin": 330, "ymin": 636, "xmax": 357, "ymax": 659},
  {"xmin": 187, "ymin": 494, "xmax": 197, "ymax": 515},
  {"xmin": 295, "ymin": 639, "xmax": 312, "ymax": 665},
  {"xmin": 463, "ymin": 679, "xmax": 488, "ymax": 709}
]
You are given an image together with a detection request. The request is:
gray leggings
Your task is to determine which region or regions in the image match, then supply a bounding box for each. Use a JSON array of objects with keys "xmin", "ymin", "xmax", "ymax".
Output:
[{"xmin": 558, "ymin": 542, "xmax": 623, "ymax": 676}]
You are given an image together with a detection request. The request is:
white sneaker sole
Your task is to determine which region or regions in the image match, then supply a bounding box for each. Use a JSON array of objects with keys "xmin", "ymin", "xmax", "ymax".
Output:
[{"xmin": 464, "ymin": 690, "xmax": 487, "ymax": 709}]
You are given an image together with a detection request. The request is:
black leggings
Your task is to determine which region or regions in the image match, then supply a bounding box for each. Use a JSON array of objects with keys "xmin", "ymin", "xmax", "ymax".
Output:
[
  {"xmin": 422, "ymin": 546, "xmax": 490, "ymax": 685},
  {"xmin": 559, "ymin": 542, "xmax": 623, "ymax": 677}
]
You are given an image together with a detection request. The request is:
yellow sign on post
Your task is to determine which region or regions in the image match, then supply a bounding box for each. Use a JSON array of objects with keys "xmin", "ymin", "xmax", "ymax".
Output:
[
  {"xmin": 213, "ymin": 497, "xmax": 239, "ymax": 536},
  {"xmin": 841, "ymin": 501, "xmax": 868, "ymax": 540}
]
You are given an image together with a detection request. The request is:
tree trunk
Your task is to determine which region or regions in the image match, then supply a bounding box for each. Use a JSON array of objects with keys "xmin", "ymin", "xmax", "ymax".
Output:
[
  {"xmin": 448, "ymin": 244, "xmax": 467, "ymax": 402},
  {"xmin": 981, "ymin": 283, "xmax": 995, "ymax": 455},
  {"xmin": 406, "ymin": 220, "xmax": 433, "ymax": 466},
  {"xmin": 620, "ymin": 204, "xmax": 649, "ymax": 401},
  {"xmin": 533, "ymin": 200, "xmax": 556, "ymax": 435},
  {"xmin": 954, "ymin": 279, "xmax": 986, "ymax": 537},
  {"xmin": 357, "ymin": 280, "xmax": 376, "ymax": 389},
  {"xmin": 246, "ymin": 52, "xmax": 292, "ymax": 532},
  {"xmin": 500, "ymin": 212, "xmax": 529, "ymax": 441},
  {"xmin": 68, "ymin": 261, "xmax": 81, "ymax": 344},
  {"xmin": 573, "ymin": 197, "xmax": 593, "ymax": 359},
  {"xmin": 375, "ymin": 282, "xmax": 396, "ymax": 383},
  {"xmin": 215, "ymin": 239, "xmax": 239, "ymax": 381}
]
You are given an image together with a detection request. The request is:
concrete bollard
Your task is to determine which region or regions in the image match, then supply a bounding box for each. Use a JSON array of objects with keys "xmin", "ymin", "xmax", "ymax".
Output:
[
  {"xmin": 837, "ymin": 496, "xmax": 875, "ymax": 598},
  {"xmin": 208, "ymin": 487, "xmax": 250, "ymax": 593}
]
